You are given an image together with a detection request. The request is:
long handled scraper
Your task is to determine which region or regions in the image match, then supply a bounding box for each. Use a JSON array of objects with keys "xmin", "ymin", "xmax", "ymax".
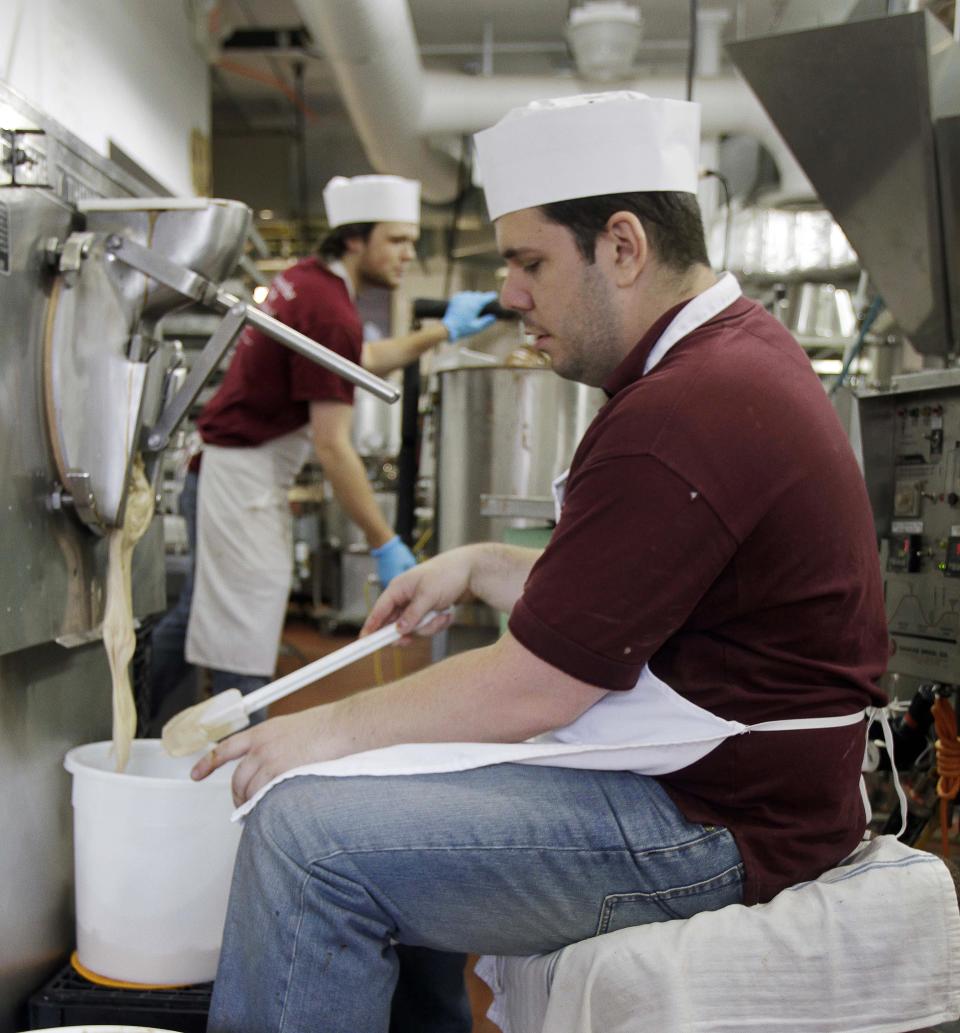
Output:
[{"xmin": 162, "ymin": 612, "xmax": 441, "ymax": 757}]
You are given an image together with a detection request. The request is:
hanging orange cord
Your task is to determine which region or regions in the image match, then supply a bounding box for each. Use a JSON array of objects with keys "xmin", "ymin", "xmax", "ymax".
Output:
[{"xmin": 934, "ymin": 694, "xmax": 960, "ymax": 858}]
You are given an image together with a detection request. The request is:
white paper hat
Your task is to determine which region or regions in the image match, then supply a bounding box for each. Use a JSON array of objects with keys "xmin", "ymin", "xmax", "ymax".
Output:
[
  {"xmin": 474, "ymin": 92, "xmax": 700, "ymax": 220},
  {"xmin": 323, "ymin": 175, "xmax": 421, "ymax": 228}
]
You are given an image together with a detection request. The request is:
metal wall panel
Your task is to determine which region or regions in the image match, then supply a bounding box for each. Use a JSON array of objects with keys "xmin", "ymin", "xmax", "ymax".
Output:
[
  {"xmin": 0, "ymin": 81, "xmax": 166, "ymax": 1030},
  {"xmin": 0, "ymin": 642, "xmax": 111, "ymax": 1033}
]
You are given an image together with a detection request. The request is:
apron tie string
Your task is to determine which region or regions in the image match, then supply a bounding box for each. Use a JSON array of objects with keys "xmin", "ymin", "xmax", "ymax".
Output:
[{"xmin": 865, "ymin": 706, "xmax": 908, "ymax": 840}]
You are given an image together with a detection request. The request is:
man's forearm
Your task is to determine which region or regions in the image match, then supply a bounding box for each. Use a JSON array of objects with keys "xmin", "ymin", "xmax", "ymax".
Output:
[
  {"xmin": 465, "ymin": 543, "xmax": 542, "ymax": 613},
  {"xmin": 357, "ymin": 542, "xmax": 544, "ymax": 646},
  {"xmin": 315, "ymin": 438, "xmax": 394, "ymax": 548},
  {"xmin": 361, "ymin": 325, "xmax": 447, "ymax": 375},
  {"xmin": 195, "ymin": 631, "xmax": 609, "ymax": 803},
  {"xmin": 326, "ymin": 634, "xmax": 583, "ymax": 756}
]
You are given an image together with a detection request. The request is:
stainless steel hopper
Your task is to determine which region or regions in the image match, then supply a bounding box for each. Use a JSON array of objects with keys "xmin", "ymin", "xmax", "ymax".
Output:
[{"xmin": 728, "ymin": 12, "xmax": 960, "ymax": 358}]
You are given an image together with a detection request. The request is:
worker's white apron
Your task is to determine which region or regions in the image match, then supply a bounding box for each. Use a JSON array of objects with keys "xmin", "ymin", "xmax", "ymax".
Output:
[
  {"xmin": 188, "ymin": 262, "xmax": 357, "ymax": 677},
  {"xmin": 187, "ymin": 427, "xmax": 313, "ymax": 676},
  {"xmin": 236, "ymin": 273, "xmax": 900, "ymax": 826}
]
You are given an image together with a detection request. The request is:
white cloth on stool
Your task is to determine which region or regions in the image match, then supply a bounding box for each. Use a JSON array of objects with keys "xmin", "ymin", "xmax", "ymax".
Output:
[{"xmin": 475, "ymin": 835, "xmax": 960, "ymax": 1033}]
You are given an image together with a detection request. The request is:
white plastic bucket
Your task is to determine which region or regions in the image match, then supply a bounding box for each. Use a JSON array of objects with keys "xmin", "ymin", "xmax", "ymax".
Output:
[{"xmin": 63, "ymin": 740, "xmax": 242, "ymax": 985}]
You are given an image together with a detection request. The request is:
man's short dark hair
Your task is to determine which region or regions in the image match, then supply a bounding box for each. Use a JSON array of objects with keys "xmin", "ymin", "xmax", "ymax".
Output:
[
  {"xmin": 318, "ymin": 222, "xmax": 375, "ymax": 259},
  {"xmin": 539, "ymin": 192, "xmax": 709, "ymax": 271}
]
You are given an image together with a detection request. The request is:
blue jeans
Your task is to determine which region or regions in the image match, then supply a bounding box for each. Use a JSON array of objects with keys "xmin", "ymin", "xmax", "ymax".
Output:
[
  {"xmin": 209, "ymin": 669, "xmax": 270, "ymax": 704},
  {"xmin": 207, "ymin": 763, "xmax": 744, "ymax": 1033}
]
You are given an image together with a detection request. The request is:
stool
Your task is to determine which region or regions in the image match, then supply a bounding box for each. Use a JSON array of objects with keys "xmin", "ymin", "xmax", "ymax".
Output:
[{"xmin": 478, "ymin": 837, "xmax": 960, "ymax": 1033}]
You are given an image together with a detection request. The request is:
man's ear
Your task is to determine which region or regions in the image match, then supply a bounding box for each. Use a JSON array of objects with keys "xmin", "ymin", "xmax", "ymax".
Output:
[
  {"xmin": 343, "ymin": 232, "xmax": 367, "ymax": 257},
  {"xmin": 601, "ymin": 212, "xmax": 648, "ymax": 287}
]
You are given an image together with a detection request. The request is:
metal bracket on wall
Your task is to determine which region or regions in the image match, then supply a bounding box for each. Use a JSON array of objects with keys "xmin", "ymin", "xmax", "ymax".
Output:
[
  {"xmin": 0, "ymin": 128, "xmax": 51, "ymax": 188},
  {"xmin": 45, "ymin": 232, "xmax": 95, "ymax": 288}
]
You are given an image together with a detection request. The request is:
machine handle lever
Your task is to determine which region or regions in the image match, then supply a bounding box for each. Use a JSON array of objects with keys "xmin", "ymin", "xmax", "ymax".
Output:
[
  {"xmin": 216, "ymin": 290, "xmax": 400, "ymax": 404},
  {"xmin": 105, "ymin": 235, "xmax": 401, "ymax": 407},
  {"xmin": 143, "ymin": 303, "xmax": 249, "ymax": 453}
]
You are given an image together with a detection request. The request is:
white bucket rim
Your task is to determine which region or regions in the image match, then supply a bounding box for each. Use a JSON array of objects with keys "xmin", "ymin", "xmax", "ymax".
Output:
[
  {"xmin": 26, "ymin": 1027, "xmax": 186, "ymax": 1032},
  {"xmin": 64, "ymin": 739, "xmax": 231, "ymax": 789}
]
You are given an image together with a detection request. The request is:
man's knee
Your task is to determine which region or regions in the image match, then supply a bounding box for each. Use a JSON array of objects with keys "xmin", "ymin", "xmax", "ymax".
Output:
[{"xmin": 242, "ymin": 776, "xmax": 336, "ymax": 861}]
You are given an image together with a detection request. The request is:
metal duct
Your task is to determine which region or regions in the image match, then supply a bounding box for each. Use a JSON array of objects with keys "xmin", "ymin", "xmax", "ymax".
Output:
[
  {"xmin": 419, "ymin": 70, "xmax": 813, "ymax": 200},
  {"xmin": 728, "ymin": 12, "xmax": 960, "ymax": 358},
  {"xmin": 296, "ymin": 0, "xmax": 814, "ymax": 206},
  {"xmin": 292, "ymin": 0, "xmax": 462, "ymax": 203}
]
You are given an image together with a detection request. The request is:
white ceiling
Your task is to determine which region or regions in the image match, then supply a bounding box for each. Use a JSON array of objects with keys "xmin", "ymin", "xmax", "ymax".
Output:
[{"xmin": 210, "ymin": 0, "xmax": 842, "ymax": 111}]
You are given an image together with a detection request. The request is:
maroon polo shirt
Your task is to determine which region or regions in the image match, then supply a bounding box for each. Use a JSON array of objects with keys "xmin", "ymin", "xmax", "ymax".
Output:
[
  {"xmin": 509, "ymin": 294, "xmax": 889, "ymax": 904},
  {"xmin": 198, "ymin": 259, "xmax": 362, "ymax": 448}
]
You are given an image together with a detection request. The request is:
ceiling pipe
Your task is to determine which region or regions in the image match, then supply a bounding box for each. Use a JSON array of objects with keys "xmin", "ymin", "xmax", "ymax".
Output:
[
  {"xmin": 292, "ymin": 0, "xmax": 462, "ymax": 202},
  {"xmin": 296, "ymin": 0, "xmax": 813, "ymax": 205},
  {"xmin": 421, "ymin": 71, "xmax": 813, "ymax": 201}
]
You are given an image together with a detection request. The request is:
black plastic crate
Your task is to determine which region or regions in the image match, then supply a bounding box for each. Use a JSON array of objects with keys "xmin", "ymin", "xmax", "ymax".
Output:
[{"xmin": 28, "ymin": 962, "xmax": 211, "ymax": 1032}]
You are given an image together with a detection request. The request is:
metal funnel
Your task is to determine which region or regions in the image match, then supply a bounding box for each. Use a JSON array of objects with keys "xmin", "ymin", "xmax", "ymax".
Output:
[
  {"xmin": 79, "ymin": 197, "xmax": 252, "ymax": 322},
  {"xmin": 728, "ymin": 12, "xmax": 960, "ymax": 357}
]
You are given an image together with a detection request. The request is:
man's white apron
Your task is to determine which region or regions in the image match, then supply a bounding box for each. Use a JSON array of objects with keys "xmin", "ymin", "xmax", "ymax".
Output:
[
  {"xmin": 236, "ymin": 274, "xmax": 899, "ymax": 826},
  {"xmin": 187, "ymin": 427, "xmax": 313, "ymax": 676},
  {"xmin": 187, "ymin": 261, "xmax": 357, "ymax": 678}
]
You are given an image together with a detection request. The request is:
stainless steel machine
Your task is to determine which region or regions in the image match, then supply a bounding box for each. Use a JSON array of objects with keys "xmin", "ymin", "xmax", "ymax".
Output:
[
  {"xmin": 730, "ymin": 10, "xmax": 960, "ymax": 697},
  {"xmin": 0, "ymin": 80, "xmax": 397, "ymax": 1029},
  {"xmin": 727, "ymin": 12, "xmax": 960, "ymax": 844}
]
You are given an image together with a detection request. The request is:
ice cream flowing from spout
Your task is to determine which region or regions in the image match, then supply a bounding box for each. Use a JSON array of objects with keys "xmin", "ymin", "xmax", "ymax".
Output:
[{"xmin": 103, "ymin": 455, "xmax": 155, "ymax": 772}]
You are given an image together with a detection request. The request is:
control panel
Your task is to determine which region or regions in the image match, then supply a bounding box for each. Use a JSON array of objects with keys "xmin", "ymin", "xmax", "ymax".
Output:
[{"xmin": 859, "ymin": 370, "xmax": 960, "ymax": 682}]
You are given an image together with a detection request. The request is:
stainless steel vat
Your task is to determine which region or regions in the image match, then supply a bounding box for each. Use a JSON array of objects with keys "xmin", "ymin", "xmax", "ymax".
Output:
[
  {"xmin": 435, "ymin": 363, "xmax": 606, "ymax": 551},
  {"xmin": 352, "ymin": 370, "xmax": 402, "ymax": 457}
]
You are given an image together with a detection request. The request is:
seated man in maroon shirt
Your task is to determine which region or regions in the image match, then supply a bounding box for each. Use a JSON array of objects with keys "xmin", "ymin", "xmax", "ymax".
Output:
[{"xmin": 196, "ymin": 94, "xmax": 889, "ymax": 1033}]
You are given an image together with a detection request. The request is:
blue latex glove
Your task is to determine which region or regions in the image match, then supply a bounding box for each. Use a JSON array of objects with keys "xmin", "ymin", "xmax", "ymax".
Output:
[
  {"xmin": 371, "ymin": 535, "xmax": 416, "ymax": 587},
  {"xmin": 442, "ymin": 290, "xmax": 499, "ymax": 342}
]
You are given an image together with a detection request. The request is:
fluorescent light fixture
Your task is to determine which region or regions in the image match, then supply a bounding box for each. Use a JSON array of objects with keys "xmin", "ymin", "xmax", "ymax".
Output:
[{"xmin": 253, "ymin": 285, "xmax": 270, "ymax": 304}]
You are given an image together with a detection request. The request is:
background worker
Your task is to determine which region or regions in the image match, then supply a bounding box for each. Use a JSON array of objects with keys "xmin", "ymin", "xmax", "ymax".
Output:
[
  {"xmin": 146, "ymin": 174, "xmax": 495, "ymax": 715},
  {"xmin": 196, "ymin": 93, "xmax": 889, "ymax": 1033},
  {"xmin": 160, "ymin": 174, "xmax": 494, "ymax": 1033}
]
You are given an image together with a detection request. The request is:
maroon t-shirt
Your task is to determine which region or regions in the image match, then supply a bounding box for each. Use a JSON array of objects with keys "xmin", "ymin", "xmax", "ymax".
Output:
[
  {"xmin": 509, "ymin": 295, "xmax": 889, "ymax": 904},
  {"xmin": 197, "ymin": 259, "xmax": 362, "ymax": 447}
]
